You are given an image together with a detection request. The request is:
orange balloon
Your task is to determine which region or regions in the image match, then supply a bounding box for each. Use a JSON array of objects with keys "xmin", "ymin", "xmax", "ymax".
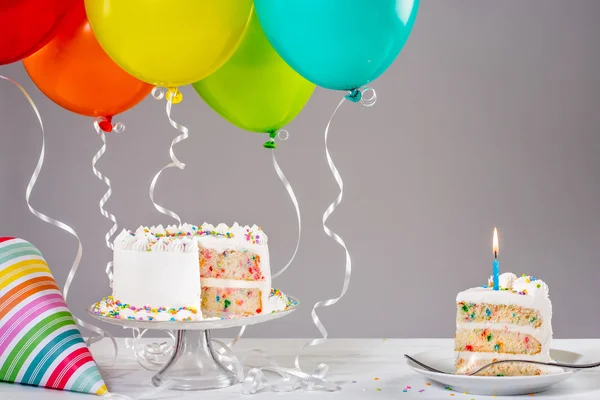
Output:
[{"xmin": 22, "ymin": 3, "xmax": 151, "ymax": 118}]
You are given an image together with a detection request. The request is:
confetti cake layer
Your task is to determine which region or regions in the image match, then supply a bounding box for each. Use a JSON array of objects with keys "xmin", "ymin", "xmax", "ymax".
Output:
[
  {"xmin": 455, "ymin": 273, "xmax": 553, "ymax": 376},
  {"xmin": 109, "ymin": 223, "xmax": 270, "ymax": 321}
]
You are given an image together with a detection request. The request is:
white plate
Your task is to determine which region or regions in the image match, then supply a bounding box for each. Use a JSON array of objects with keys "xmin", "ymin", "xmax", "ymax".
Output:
[{"xmin": 406, "ymin": 347, "xmax": 584, "ymax": 396}]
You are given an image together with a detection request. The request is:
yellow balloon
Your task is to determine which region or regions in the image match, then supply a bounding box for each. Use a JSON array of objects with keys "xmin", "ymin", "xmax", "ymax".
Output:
[{"xmin": 84, "ymin": 0, "xmax": 253, "ymax": 87}]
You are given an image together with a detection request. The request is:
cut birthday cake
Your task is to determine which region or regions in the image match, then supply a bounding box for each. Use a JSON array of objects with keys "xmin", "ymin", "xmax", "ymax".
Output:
[
  {"xmin": 92, "ymin": 223, "xmax": 294, "ymax": 321},
  {"xmin": 455, "ymin": 273, "xmax": 553, "ymax": 376}
]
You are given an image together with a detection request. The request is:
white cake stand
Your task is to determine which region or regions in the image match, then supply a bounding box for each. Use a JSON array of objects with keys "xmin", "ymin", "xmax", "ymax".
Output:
[{"xmin": 88, "ymin": 296, "xmax": 299, "ymax": 391}]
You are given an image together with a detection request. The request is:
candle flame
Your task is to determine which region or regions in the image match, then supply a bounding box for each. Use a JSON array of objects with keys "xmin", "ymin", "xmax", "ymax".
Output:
[{"xmin": 493, "ymin": 227, "xmax": 499, "ymax": 256}]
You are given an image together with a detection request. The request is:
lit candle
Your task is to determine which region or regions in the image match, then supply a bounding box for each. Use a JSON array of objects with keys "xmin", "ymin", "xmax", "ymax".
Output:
[{"xmin": 492, "ymin": 227, "xmax": 500, "ymax": 290}]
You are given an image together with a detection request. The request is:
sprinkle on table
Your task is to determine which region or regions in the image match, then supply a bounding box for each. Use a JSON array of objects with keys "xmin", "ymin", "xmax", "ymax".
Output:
[
  {"xmin": 352, "ymin": 380, "xmax": 357, "ymax": 383},
  {"xmin": 425, "ymin": 382, "xmax": 431, "ymax": 386},
  {"xmin": 376, "ymin": 388, "xmax": 381, "ymax": 391},
  {"xmin": 374, "ymin": 377, "xmax": 379, "ymax": 380}
]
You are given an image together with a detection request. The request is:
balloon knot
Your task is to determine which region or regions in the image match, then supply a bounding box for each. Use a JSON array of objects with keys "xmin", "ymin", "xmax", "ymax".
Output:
[
  {"xmin": 98, "ymin": 116, "xmax": 113, "ymax": 133},
  {"xmin": 345, "ymin": 89, "xmax": 362, "ymax": 103},
  {"xmin": 263, "ymin": 131, "xmax": 277, "ymax": 149},
  {"xmin": 166, "ymin": 87, "xmax": 183, "ymax": 104}
]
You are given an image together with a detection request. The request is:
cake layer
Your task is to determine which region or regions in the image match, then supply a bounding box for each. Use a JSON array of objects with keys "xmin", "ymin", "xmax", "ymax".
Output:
[
  {"xmin": 456, "ymin": 357, "xmax": 546, "ymax": 376},
  {"xmin": 113, "ymin": 249, "xmax": 201, "ymax": 309},
  {"xmin": 457, "ymin": 302, "xmax": 542, "ymax": 327},
  {"xmin": 199, "ymin": 247, "xmax": 264, "ymax": 281},
  {"xmin": 455, "ymin": 328, "xmax": 542, "ymax": 355},
  {"xmin": 201, "ymin": 287, "xmax": 262, "ymax": 315},
  {"xmin": 455, "ymin": 350, "xmax": 555, "ymax": 376}
]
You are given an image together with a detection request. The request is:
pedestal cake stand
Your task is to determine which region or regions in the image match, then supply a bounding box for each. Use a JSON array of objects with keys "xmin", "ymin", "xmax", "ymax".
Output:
[{"xmin": 88, "ymin": 295, "xmax": 299, "ymax": 391}]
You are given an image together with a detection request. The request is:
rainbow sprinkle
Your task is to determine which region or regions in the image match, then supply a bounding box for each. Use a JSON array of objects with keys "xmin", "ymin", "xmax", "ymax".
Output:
[{"xmin": 92, "ymin": 288, "xmax": 297, "ymax": 322}]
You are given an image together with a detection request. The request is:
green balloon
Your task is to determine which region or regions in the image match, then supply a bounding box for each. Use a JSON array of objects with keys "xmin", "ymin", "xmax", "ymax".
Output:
[{"xmin": 193, "ymin": 11, "xmax": 315, "ymax": 144}]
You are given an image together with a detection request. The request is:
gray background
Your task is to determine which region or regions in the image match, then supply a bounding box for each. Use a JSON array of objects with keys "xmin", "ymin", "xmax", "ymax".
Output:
[{"xmin": 1, "ymin": 0, "xmax": 599, "ymax": 339}]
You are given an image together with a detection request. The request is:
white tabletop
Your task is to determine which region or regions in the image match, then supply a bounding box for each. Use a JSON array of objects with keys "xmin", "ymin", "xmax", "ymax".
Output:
[{"xmin": 1, "ymin": 338, "xmax": 599, "ymax": 399}]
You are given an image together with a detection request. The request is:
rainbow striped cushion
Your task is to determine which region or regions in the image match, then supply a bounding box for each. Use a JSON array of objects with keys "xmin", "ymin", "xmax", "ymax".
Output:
[{"xmin": 0, "ymin": 237, "xmax": 107, "ymax": 395}]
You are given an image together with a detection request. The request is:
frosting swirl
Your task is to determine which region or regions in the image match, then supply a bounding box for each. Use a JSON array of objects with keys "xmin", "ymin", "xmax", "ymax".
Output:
[
  {"xmin": 115, "ymin": 222, "xmax": 268, "ymax": 252},
  {"xmin": 151, "ymin": 237, "xmax": 170, "ymax": 252}
]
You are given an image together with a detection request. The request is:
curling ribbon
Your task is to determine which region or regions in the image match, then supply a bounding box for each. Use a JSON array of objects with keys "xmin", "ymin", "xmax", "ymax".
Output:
[
  {"xmin": 92, "ymin": 119, "xmax": 119, "ymax": 287},
  {"xmin": 220, "ymin": 131, "xmax": 300, "ymax": 351},
  {"xmin": 270, "ymin": 133, "xmax": 300, "ymax": 279},
  {"xmin": 294, "ymin": 87, "xmax": 376, "ymax": 374},
  {"xmin": 149, "ymin": 87, "xmax": 188, "ymax": 225},
  {"xmin": 0, "ymin": 75, "xmax": 118, "ymax": 363},
  {"xmin": 211, "ymin": 341, "xmax": 338, "ymax": 394}
]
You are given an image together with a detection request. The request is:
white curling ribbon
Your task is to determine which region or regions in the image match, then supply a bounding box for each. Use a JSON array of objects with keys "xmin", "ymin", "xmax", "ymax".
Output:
[
  {"xmin": 1, "ymin": 75, "xmax": 119, "ymax": 364},
  {"xmin": 128, "ymin": 327, "xmax": 175, "ymax": 371},
  {"xmin": 360, "ymin": 86, "xmax": 378, "ymax": 107},
  {"xmin": 149, "ymin": 86, "xmax": 188, "ymax": 225},
  {"xmin": 235, "ymin": 349, "xmax": 338, "ymax": 394},
  {"xmin": 271, "ymin": 149, "xmax": 301, "ymax": 279},
  {"xmin": 222, "ymin": 146, "xmax": 302, "ymax": 351},
  {"xmin": 210, "ymin": 342, "xmax": 337, "ymax": 394},
  {"xmin": 294, "ymin": 88, "xmax": 376, "ymax": 376},
  {"xmin": 92, "ymin": 120, "xmax": 118, "ymax": 288}
]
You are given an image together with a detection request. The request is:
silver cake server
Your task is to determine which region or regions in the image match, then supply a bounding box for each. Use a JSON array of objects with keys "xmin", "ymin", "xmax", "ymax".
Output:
[{"xmin": 404, "ymin": 354, "xmax": 600, "ymax": 376}]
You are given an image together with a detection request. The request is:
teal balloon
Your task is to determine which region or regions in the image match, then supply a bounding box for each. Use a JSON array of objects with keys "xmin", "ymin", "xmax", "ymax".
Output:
[{"xmin": 254, "ymin": 0, "xmax": 420, "ymax": 91}]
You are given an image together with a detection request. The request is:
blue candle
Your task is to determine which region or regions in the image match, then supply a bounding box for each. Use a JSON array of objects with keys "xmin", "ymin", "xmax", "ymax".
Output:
[{"xmin": 492, "ymin": 227, "xmax": 499, "ymax": 290}]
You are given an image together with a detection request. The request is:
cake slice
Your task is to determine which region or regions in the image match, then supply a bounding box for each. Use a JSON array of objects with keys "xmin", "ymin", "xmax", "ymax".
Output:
[
  {"xmin": 196, "ymin": 223, "xmax": 270, "ymax": 316},
  {"xmin": 455, "ymin": 273, "xmax": 553, "ymax": 376}
]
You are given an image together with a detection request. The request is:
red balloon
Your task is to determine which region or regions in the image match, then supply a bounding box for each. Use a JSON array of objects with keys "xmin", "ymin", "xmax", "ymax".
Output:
[{"xmin": 0, "ymin": 0, "xmax": 77, "ymax": 66}]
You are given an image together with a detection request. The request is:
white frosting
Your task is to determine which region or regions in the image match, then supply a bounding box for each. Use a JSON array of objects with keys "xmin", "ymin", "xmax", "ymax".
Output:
[
  {"xmin": 265, "ymin": 291, "xmax": 289, "ymax": 313},
  {"xmin": 182, "ymin": 237, "xmax": 198, "ymax": 253},
  {"xmin": 165, "ymin": 225, "xmax": 179, "ymax": 235},
  {"xmin": 151, "ymin": 237, "xmax": 170, "ymax": 252},
  {"xmin": 113, "ymin": 222, "xmax": 268, "ymax": 252},
  {"xmin": 150, "ymin": 225, "xmax": 166, "ymax": 236},
  {"xmin": 456, "ymin": 272, "xmax": 553, "ymax": 365},
  {"xmin": 131, "ymin": 236, "xmax": 151, "ymax": 252},
  {"xmin": 181, "ymin": 223, "xmax": 196, "ymax": 235},
  {"xmin": 114, "ymin": 229, "xmax": 136, "ymax": 250},
  {"xmin": 113, "ymin": 249, "xmax": 201, "ymax": 312},
  {"xmin": 167, "ymin": 239, "xmax": 185, "ymax": 252},
  {"xmin": 488, "ymin": 272, "xmax": 517, "ymax": 288}
]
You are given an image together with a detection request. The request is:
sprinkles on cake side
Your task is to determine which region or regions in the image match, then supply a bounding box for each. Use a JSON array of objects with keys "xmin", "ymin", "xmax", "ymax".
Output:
[{"xmin": 92, "ymin": 288, "xmax": 296, "ymax": 322}]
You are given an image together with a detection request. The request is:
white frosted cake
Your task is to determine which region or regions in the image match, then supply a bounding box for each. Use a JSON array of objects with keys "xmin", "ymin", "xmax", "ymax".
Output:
[
  {"xmin": 455, "ymin": 273, "xmax": 553, "ymax": 376},
  {"xmin": 93, "ymin": 223, "xmax": 291, "ymax": 321}
]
